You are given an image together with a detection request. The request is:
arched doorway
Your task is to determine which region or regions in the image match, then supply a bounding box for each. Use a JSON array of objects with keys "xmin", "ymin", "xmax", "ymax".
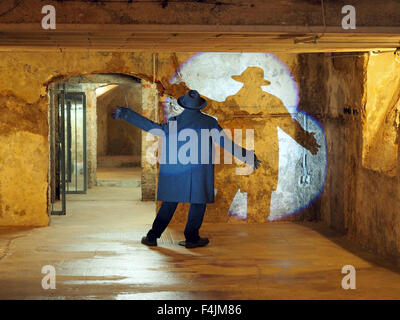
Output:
[{"xmin": 47, "ymin": 73, "xmax": 156, "ymax": 215}]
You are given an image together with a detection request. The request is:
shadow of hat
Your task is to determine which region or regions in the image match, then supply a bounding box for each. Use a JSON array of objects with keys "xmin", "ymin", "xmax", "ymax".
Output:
[{"xmin": 231, "ymin": 67, "xmax": 271, "ymax": 86}]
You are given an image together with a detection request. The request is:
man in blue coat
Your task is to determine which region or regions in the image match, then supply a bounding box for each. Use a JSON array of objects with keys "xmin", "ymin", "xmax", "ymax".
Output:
[{"xmin": 113, "ymin": 90, "xmax": 260, "ymax": 248}]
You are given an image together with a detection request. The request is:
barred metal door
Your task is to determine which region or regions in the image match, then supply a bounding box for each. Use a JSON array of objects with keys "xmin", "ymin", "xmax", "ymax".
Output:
[
  {"xmin": 50, "ymin": 86, "xmax": 87, "ymax": 215},
  {"xmin": 64, "ymin": 92, "xmax": 87, "ymax": 194}
]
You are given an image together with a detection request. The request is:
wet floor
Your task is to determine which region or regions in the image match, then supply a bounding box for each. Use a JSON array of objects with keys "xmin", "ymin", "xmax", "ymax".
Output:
[{"xmin": 1, "ymin": 185, "xmax": 400, "ymax": 299}]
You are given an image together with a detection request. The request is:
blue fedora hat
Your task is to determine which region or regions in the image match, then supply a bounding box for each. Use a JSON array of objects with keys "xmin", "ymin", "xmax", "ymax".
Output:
[{"xmin": 177, "ymin": 90, "xmax": 207, "ymax": 110}]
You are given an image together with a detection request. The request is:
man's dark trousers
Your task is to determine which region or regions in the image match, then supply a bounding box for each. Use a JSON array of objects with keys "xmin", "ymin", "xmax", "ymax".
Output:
[{"xmin": 147, "ymin": 202, "xmax": 206, "ymax": 242}]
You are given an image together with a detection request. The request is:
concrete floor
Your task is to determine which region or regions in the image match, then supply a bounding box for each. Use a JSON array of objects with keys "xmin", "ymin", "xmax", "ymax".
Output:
[
  {"xmin": 96, "ymin": 167, "xmax": 141, "ymax": 187},
  {"xmin": 96, "ymin": 167, "xmax": 141, "ymax": 182},
  {"xmin": 1, "ymin": 185, "xmax": 400, "ymax": 299}
]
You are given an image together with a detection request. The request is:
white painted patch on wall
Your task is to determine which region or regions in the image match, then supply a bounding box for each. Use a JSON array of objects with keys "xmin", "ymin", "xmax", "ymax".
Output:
[
  {"xmin": 170, "ymin": 52, "xmax": 299, "ymax": 112},
  {"xmin": 228, "ymin": 189, "xmax": 247, "ymax": 220}
]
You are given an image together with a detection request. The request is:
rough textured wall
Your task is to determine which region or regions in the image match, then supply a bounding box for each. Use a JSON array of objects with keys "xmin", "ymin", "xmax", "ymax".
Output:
[
  {"xmin": 0, "ymin": 130, "xmax": 48, "ymax": 226},
  {"xmin": 354, "ymin": 169, "xmax": 400, "ymax": 264},
  {"xmin": 107, "ymin": 85, "xmax": 142, "ymax": 156},
  {"xmin": 97, "ymin": 84, "xmax": 142, "ymax": 157},
  {"xmin": 354, "ymin": 53, "xmax": 400, "ymax": 263},
  {"xmin": 83, "ymin": 84, "xmax": 97, "ymax": 188},
  {"xmin": 0, "ymin": 90, "xmax": 49, "ymax": 226},
  {"xmin": 96, "ymin": 86, "xmax": 111, "ymax": 157},
  {"xmin": 363, "ymin": 52, "xmax": 400, "ymax": 177},
  {"xmin": 141, "ymin": 80, "xmax": 158, "ymax": 201},
  {"xmin": 1, "ymin": 0, "xmax": 400, "ymax": 27},
  {"xmin": 299, "ymin": 53, "xmax": 368, "ymax": 233},
  {"xmin": 0, "ymin": 51, "xmax": 162, "ymax": 226},
  {"xmin": 299, "ymin": 52, "xmax": 400, "ymax": 264}
]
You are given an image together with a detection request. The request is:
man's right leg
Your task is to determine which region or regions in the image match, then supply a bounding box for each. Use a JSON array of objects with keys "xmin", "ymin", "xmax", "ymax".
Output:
[
  {"xmin": 178, "ymin": 203, "xmax": 209, "ymax": 248},
  {"xmin": 145, "ymin": 202, "xmax": 178, "ymax": 243}
]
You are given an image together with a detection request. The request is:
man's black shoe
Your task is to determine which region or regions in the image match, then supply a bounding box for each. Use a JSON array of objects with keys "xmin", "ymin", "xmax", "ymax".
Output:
[
  {"xmin": 141, "ymin": 236, "xmax": 157, "ymax": 247},
  {"xmin": 178, "ymin": 237, "xmax": 209, "ymax": 248}
]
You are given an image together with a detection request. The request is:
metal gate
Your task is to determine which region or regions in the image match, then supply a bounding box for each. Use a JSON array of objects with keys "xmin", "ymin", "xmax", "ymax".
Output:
[{"xmin": 49, "ymin": 85, "xmax": 87, "ymax": 215}]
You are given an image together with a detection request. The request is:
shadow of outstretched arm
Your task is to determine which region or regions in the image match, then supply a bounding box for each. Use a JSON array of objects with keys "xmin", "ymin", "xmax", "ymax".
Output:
[{"xmin": 274, "ymin": 103, "xmax": 320, "ymax": 155}]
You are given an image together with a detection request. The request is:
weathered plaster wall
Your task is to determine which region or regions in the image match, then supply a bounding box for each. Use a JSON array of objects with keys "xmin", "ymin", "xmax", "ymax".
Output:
[
  {"xmin": 355, "ymin": 53, "xmax": 400, "ymax": 263},
  {"xmin": 0, "ymin": 90, "xmax": 49, "ymax": 226},
  {"xmin": 141, "ymin": 80, "xmax": 158, "ymax": 201},
  {"xmin": 1, "ymin": 0, "xmax": 399, "ymax": 27},
  {"xmin": 299, "ymin": 52, "xmax": 400, "ymax": 263},
  {"xmin": 0, "ymin": 130, "xmax": 48, "ymax": 226},
  {"xmin": 363, "ymin": 52, "xmax": 400, "ymax": 177},
  {"xmin": 96, "ymin": 86, "xmax": 111, "ymax": 157},
  {"xmin": 97, "ymin": 84, "xmax": 142, "ymax": 157},
  {"xmin": 83, "ymin": 84, "xmax": 97, "ymax": 188},
  {"xmin": 299, "ymin": 53, "xmax": 368, "ymax": 233},
  {"xmin": 0, "ymin": 51, "xmax": 161, "ymax": 226}
]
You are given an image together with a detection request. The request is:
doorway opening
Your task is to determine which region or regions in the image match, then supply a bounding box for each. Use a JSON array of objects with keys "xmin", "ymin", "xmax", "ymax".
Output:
[{"xmin": 48, "ymin": 73, "xmax": 144, "ymax": 215}]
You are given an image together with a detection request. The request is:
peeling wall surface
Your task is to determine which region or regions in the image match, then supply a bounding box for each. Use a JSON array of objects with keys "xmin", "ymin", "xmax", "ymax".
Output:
[
  {"xmin": 141, "ymin": 80, "xmax": 158, "ymax": 201},
  {"xmin": 0, "ymin": 131, "xmax": 48, "ymax": 226},
  {"xmin": 298, "ymin": 53, "xmax": 368, "ymax": 233},
  {"xmin": 0, "ymin": 51, "xmax": 157, "ymax": 226},
  {"xmin": 358, "ymin": 53, "xmax": 400, "ymax": 262},
  {"xmin": 0, "ymin": 0, "xmax": 399, "ymax": 27},
  {"xmin": 81, "ymin": 84, "xmax": 97, "ymax": 189},
  {"xmin": 363, "ymin": 53, "xmax": 400, "ymax": 177},
  {"xmin": 97, "ymin": 84, "xmax": 142, "ymax": 157},
  {"xmin": 299, "ymin": 52, "xmax": 400, "ymax": 263}
]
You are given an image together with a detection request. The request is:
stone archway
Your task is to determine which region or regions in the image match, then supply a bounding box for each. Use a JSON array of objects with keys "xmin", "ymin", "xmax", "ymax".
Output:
[{"xmin": 47, "ymin": 73, "xmax": 159, "ymax": 216}]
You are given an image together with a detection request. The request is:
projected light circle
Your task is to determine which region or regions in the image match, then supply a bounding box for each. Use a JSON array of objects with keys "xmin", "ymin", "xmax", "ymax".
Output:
[{"xmin": 167, "ymin": 53, "xmax": 327, "ymax": 220}]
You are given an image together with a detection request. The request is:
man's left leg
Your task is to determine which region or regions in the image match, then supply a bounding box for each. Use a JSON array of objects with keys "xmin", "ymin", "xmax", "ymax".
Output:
[
  {"xmin": 180, "ymin": 203, "xmax": 209, "ymax": 248},
  {"xmin": 141, "ymin": 202, "xmax": 178, "ymax": 246}
]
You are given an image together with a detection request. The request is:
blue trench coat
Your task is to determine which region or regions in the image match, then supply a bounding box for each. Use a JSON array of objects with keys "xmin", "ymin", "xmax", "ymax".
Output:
[{"xmin": 116, "ymin": 107, "xmax": 252, "ymax": 204}]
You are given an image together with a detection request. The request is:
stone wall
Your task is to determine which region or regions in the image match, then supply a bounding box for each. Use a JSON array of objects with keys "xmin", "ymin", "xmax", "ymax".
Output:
[
  {"xmin": 363, "ymin": 53, "xmax": 400, "ymax": 177},
  {"xmin": 141, "ymin": 80, "xmax": 158, "ymax": 201},
  {"xmin": 0, "ymin": 51, "xmax": 159, "ymax": 226},
  {"xmin": 299, "ymin": 52, "xmax": 400, "ymax": 264},
  {"xmin": 298, "ymin": 53, "xmax": 368, "ymax": 233},
  {"xmin": 97, "ymin": 84, "xmax": 142, "ymax": 157},
  {"xmin": 1, "ymin": 0, "xmax": 399, "ymax": 27},
  {"xmin": 355, "ymin": 53, "xmax": 400, "ymax": 263},
  {"xmin": 83, "ymin": 84, "xmax": 97, "ymax": 188}
]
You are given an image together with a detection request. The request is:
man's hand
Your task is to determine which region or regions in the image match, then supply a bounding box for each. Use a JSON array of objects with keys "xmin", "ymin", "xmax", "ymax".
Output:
[
  {"xmin": 112, "ymin": 106, "xmax": 130, "ymax": 120},
  {"xmin": 245, "ymin": 151, "xmax": 261, "ymax": 170},
  {"xmin": 253, "ymin": 153, "xmax": 262, "ymax": 170},
  {"xmin": 307, "ymin": 132, "xmax": 320, "ymax": 155}
]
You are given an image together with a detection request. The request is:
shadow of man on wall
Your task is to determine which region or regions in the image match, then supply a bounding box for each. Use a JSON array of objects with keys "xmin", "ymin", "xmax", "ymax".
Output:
[{"xmin": 164, "ymin": 66, "xmax": 320, "ymax": 222}]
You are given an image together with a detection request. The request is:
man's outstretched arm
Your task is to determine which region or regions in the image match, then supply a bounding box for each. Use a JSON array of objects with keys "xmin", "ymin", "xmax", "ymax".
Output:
[
  {"xmin": 214, "ymin": 124, "xmax": 261, "ymax": 170},
  {"xmin": 112, "ymin": 106, "xmax": 165, "ymax": 136}
]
